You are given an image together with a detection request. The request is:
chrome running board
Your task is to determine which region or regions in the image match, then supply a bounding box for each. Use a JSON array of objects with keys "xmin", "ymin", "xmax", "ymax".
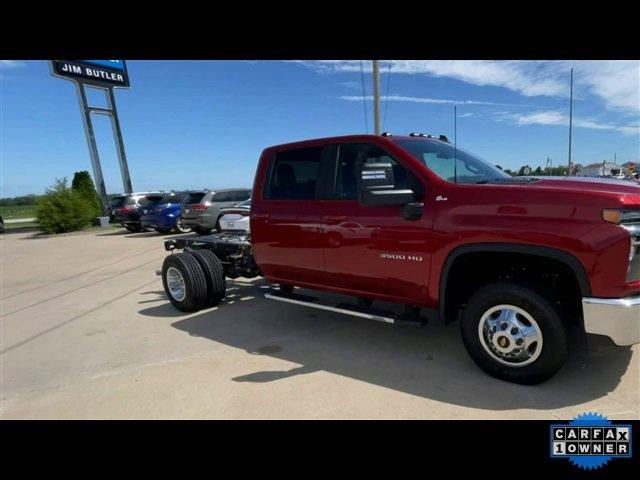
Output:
[{"xmin": 265, "ymin": 291, "xmax": 426, "ymax": 327}]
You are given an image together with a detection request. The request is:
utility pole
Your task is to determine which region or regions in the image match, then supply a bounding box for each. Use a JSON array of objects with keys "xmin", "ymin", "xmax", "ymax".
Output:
[
  {"xmin": 372, "ymin": 60, "xmax": 381, "ymax": 135},
  {"xmin": 568, "ymin": 67, "xmax": 574, "ymax": 176}
]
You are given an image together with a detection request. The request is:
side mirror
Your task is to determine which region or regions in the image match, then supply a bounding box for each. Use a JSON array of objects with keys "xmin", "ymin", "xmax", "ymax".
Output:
[{"xmin": 358, "ymin": 162, "xmax": 414, "ymax": 207}]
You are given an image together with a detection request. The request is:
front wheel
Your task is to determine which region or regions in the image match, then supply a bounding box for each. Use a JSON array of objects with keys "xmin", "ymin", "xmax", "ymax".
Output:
[{"xmin": 460, "ymin": 282, "xmax": 567, "ymax": 385}]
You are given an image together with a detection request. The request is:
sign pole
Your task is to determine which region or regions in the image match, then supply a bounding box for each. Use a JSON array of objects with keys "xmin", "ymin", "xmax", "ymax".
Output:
[
  {"xmin": 50, "ymin": 60, "xmax": 132, "ymax": 213},
  {"xmin": 75, "ymin": 82, "xmax": 110, "ymax": 215},
  {"xmin": 107, "ymin": 87, "xmax": 133, "ymax": 194}
]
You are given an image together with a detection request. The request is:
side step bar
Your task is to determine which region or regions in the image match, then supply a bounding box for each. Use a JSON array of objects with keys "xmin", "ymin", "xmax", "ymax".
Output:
[{"xmin": 264, "ymin": 291, "xmax": 426, "ymax": 327}]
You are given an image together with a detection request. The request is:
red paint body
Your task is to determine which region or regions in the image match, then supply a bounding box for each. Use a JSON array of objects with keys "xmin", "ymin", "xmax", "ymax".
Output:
[{"xmin": 251, "ymin": 135, "xmax": 640, "ymax": 308}]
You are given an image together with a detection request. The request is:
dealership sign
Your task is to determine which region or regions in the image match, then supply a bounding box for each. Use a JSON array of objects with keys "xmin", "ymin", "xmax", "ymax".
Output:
[
  {"xmin": 50, "ymin": 60, "xmax": 133, "ymax": 214},
  {"xmin": 51, "ymin": 60, "xmax": 130, "ymax": 88}
]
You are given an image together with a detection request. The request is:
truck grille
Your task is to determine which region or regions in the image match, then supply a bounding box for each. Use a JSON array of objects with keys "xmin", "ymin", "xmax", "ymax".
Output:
[
  {"xmin": 627, "ymin": 227, "xmax": 640, "ymax": 282},
  {"xmin": 621, "ymin": 211, "xmax": 640, "ymax": 282}
]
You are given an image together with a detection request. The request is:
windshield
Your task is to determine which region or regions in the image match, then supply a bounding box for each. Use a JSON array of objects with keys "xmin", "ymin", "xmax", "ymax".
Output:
[
  {"xmin": 236, "ymin": 199, "xmax": 251, "ymax": 208},
  {"xmin": 395, "ymin": 139, "xmax": 509, "ymax": 184}
]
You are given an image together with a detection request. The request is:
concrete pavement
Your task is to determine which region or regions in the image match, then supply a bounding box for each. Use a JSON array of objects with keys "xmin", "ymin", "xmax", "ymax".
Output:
[{"xmin": 1, "ymin": 229, "xmax": 638, "ymax": 419}]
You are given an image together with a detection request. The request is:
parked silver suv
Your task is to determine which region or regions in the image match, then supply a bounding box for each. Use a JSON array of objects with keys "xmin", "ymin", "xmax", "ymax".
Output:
[{"xmin": 180, "ymin": 189, "xmax": 251, "ymax": 235}]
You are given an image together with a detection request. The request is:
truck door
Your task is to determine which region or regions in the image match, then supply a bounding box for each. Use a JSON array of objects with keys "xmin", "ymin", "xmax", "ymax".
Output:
[
  {"xmin": 321, "ymin": 143, "xmax": 435, "ymax": 306},
  {"xmin": 251, "ymin": 145, "xmax": 330, "ymax": 285}
]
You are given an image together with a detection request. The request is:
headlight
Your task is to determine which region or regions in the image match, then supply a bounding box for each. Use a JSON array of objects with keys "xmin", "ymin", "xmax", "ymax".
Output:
[
  {"xmin": 603, "ymin": 209, "xmax": 640, "ymax": 281},
  {"xmin": 602, "ymin": 209, "xmax": 640, "ymax": 224}
]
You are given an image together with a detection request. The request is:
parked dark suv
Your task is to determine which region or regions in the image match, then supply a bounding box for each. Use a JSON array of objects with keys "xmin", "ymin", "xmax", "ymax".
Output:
[
  {"xmin": 109, "ymin": 192, "xmax": 160, "ymax": 232},
  {"xmin": 181, "ymin": 189, "xmax": 251, "ymax": 234}
]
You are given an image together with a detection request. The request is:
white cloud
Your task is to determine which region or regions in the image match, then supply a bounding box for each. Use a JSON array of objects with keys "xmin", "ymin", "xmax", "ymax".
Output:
[
  {"xmin": 497, "ymin": 110, "xmax": 639, "ymax": 136},
  {"xmin": 295, "ymin": 60, "xmax": 640, "ymax": 114},
  {"xmin": 573, "ymin": 61, "xmax": 640, "ymax": 114},
  {"xmin": 340, "ymin": 81, "xmax": 361, "ymax": 90},
  {"xmin": 0, "ymin": 60, "xmax": 26, "ymax": 69}
]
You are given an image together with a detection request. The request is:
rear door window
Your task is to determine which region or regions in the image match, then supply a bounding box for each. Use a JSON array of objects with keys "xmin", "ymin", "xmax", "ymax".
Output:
[
  {"xmin": 212, "ymin": 191, "xmax": 234, "ymax": 202},
  {"xmin": 267, "ymin": 147, "xmax": 323, "ymax": 200},
  {"xmin": 232, "ymin": 190, "xmax": 251, "ymax": 202}
]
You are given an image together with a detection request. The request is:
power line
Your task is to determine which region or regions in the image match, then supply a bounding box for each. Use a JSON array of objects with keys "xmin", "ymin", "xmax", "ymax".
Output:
[{"xmin": 359, "ymin": 60, "xmax": 369, "ymax": 134}]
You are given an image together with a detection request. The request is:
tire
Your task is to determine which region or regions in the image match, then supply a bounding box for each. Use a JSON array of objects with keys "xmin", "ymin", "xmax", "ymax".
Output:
[
  {"xmin": 174, "ymin": 216, "xmax": 192, "ymax": 234},
  {"xmin": 460, "ymin": 282, "xmax": 567, "ymax": 385},
  {"xmin": 194, "ymin": 226, "xmax": 212, "ymax": 235},
  {"xmin": 161, "ymin": 253, "xmax": 208, "ymax": 312},
  {"xmin": 188, "ymin": 250, "xmax": 226, "ymax": 307},
  {"xmin": 125, "ymin": 224, "xmax": 141, "ymax": 232}
]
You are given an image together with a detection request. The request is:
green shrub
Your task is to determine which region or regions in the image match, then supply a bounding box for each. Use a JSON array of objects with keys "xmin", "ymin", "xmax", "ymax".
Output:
[
  {"xmin": 36, "ymin": 178, "xmax": 94, "ymax": 234},
  {"xmin": 71, "ymin": 170, "xmax": 102, "ymax": 217}
]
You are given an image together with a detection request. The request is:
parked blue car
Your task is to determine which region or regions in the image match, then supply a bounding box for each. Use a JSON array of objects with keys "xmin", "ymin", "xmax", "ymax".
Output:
[{"xmin": 140, "ymin": 191, "xmax": 192, "ymax": 234}]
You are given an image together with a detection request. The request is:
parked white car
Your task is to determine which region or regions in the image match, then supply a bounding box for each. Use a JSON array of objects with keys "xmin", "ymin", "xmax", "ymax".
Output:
[{"xmin": 218, "ymin": 198, "xmax": 251, "ymax": 232}]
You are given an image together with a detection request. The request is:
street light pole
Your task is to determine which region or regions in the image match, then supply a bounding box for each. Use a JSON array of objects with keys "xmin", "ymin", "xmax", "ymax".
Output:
[{"xmin": 372, "ymin": 60, "xmax": 381, "ymax": 135}]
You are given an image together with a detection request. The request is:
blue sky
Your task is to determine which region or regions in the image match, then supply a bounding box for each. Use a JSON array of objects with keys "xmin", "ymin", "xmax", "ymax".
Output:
[{"xmin": 1, "ymin": 60, "xmax": 638, "ymax": 197}]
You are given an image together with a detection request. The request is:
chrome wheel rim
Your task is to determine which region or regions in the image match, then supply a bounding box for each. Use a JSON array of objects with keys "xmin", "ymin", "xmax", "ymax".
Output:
[
  {"xmin": 166, "ymin": 266, "xmax": 186, "ymax": 301},
  {"xmin": 176, "ymin": 218, "xmax": 191, "ymax": 233},
  {"xmin": 478, "ymin": 304, "xmax": 543, "ymax": 367}
]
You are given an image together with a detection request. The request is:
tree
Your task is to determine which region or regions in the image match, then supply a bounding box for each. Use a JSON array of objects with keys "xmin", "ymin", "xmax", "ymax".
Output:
[
  {"xmin": 518, "ymin": 165, "xmax": 532, "ymax": 176},
  {"xmin": 534, "ymin": 166, "xmax": 543, "ymax": 175},
  {"xmin": 36, "ymin": 178, "xmax": 94, "ymax": 234},
  {"xmin": 71, "ymin": 170, "xmax": 102, "ymax": 217}
]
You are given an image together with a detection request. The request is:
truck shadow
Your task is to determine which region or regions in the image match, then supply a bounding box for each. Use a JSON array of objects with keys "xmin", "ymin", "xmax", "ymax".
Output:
[{"xmin": 140, "ymin": 279, "xmax": 635, "ymax": 412}]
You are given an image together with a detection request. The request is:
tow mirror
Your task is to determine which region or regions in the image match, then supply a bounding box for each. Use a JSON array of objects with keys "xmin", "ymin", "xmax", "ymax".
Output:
[{"xmin": 358, "ymin": 162, "xmax": 414, "ymax": 207}]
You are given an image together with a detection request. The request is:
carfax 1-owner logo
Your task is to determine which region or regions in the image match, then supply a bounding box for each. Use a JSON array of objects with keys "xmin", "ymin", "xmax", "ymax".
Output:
[{"xmin": 550, "ymin": 412, "xmax": 633, "ymax": 469}]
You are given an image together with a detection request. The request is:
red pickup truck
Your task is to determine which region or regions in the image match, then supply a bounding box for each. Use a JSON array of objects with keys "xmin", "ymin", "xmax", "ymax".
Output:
[{"xmin": 159, "ymin": 134, "xmax": 640, "ymax": 384}]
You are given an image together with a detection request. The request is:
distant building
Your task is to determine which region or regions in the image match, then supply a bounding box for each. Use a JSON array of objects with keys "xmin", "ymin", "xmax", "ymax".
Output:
[{"xmin": 577, "ymin": 161, "xmax": 628, "ymax": 178}]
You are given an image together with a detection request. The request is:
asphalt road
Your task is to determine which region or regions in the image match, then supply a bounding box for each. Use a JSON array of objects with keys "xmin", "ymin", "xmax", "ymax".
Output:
[{"xmin": 1, "ymin": 229, "xmax": 638, "ymax": 419}]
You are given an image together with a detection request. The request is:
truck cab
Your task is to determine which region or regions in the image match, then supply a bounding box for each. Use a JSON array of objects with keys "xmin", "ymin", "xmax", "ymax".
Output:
[{"xmin": 248, "ymin": 134, "xmax": 640, "ymax": 384}]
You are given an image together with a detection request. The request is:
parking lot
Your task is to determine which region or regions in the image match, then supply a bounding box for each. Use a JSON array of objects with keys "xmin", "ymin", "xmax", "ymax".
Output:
[{"xmin": 0, "ymin": 229, "xmax": 638, "ymax": 419}]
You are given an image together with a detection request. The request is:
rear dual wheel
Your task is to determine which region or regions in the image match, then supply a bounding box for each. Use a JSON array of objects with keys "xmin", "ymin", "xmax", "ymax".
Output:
[
  {"xmin": 189, "ymin": 250, "xmax": 226, "ymax": 307},
  {"xmin": 162, "ymin": 250, "xmax": 226, "ymax": 312}
]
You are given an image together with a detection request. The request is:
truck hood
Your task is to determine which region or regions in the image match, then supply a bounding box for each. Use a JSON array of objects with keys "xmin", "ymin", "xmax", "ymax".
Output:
[{"xmin": 518, "ymin": 176, "xmax": 640, "ymax": 205}]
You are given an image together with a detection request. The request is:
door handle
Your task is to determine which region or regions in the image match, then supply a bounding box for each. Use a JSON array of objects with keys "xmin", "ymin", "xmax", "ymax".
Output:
[
  {"xmin": 323, "ymin": 214, "xmax": 348, "ymax": 224},
  {"xmin": 251, "ymin": 213, "xmax": 270, "ymax": 220}
]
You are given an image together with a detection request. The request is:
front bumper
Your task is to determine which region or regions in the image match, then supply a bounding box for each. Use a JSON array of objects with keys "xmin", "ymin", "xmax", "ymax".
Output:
[{"xmin": 582, "ymin": 296, "xmax": 640, "ymax": 346}]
